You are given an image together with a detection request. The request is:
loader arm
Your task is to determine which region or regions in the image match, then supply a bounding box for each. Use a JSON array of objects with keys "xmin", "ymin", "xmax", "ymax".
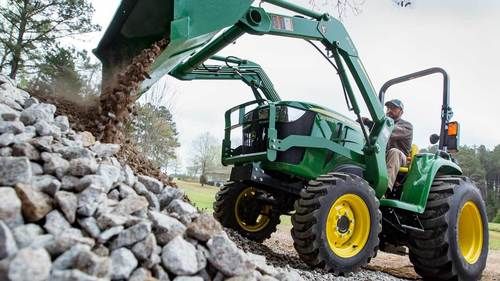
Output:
[{"xmin": 170, "ymin": 1, "xmax": 392, "ymax": 196}]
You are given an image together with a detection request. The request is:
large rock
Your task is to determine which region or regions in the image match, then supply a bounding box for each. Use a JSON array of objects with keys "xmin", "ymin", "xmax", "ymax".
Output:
[
  {"xmin": 76, "ymin": 175, "xmax": 112, "ymax": 192},
  {"xmin": 149, "ymin": 211, "xmax": 186, "ymax": 245},
  {"xmin": 0, "ymin": 121, "xmax": 25, "ymax": 134},
  {"xmin": 55, "ymin": 191, "xmax": 78, "ymax": 223},
  {"xmin": 31, "ymin": 175, "xmax": 61, "ymax": 196},
  {"xmin": 161, "ymin": 236, "xmax": 204, "ymax": 275},
  {"xmin": 53, "ymin": 146, "xmax": 94, "ymax": 160},
  {"xmin": 78, "ymin": 217, "xmax": 101, "ymax": 238},
  {"xmin": 12, "ymin": 143, "xmax": 40, "ymax": 160},
  {"xmin": 173, "ymin": 277, "xmax": 204, "ymax": 281},
  {"xmin": 91, "ymin": 143, "xmax": 120, "ymax": 158},
  {"xmin": 77, "ymin": 187, "xmax": 106, "ymax": 217},
  {"xmin": 186, "ymin": 213, "xmax": 223, "ymax": 242},
  {"xmin": 0, "ymin": 157, "xmax": 32, "ymax": 186},
  {"xmin": 122, "ymin": 165, "xmax": 137, "ymax": 187},
  {"xmin": 0, "ymin": 132, "xmax": 15, "ymax": 147},
  {"xmin": 131, "ymin": 234, "xmax": 156, "ymax": 261},
  {"xmin": 44, "ymin": 210, "xmax": 71, "ymax": 236},
  {"xmin": 34, "ymin": 120, "xmax": 61, "ymax": 139},
  {"xmin": 54, "ymin": 115, "xmax": 70, "ymax": 132},
  {"xmin": 29, "ymin": 136, "xmax": 53, "ymax": 152},
  {"xmin": 167, "ymin": 199, "xmax": 198, "ymax": 216},
  {"xmin": 30, "ymin": 162, "xmax": 43, "ymax": 175},
  {"xmin": 206, "ymin": 234, "xmax": 255, "ymax": 276},
  {"xmin": 118, "ymin": 184, "xmax": 137, "ymax": 199},
  {"xmin": 137, "ymin": 175, "xmax": 163, "ymax": 194},
  {"xmin": 113, "ymin": 195, "xmax": 148, "ymax": 216},
  {"xmin": 111, "ymin": 222, "xmax": 151, "ymax": 249},
  {"xmin": 12, "ymin": 224, "xmax": 44, "ymax": 249},
  {"xmin": 97, "ymin": 226, "xmax": 124, "ymax": 244},
  {"xmin": 15, "ymin": 183, "xmax": 53, "ymax": 222},
  {"xmin": 158, "ymin": 187, "xmax": 184, "ymax": 209},
  {"xmin": 0, "ymin": 221, "xmax": 18, "ymax": 260},
  {"xmin": 19, "ymin": 103, "xmax": 56, "ymax": 125},
  {"xmin": 61, "ymin": 175, "xmax": 80, "ymax": 191},
  {"xmin": 274, "ymin": 270, "xmax": 305, "ymax": 281},
  {"xmin": 75, "ymin": 248, "xmax": 110, "ymax": 278},
  {"xmin": 96, "ymin": 213, "xmax": 128, "ymax": 229},
  {"xmin": 0, "ymin": 187, "xmax": 23, "ymax": 228},
  {"xmin": 50, "ymin": 269, "xmax": 103, "ymax": 281},
  {"xmin": 8, "ymin": 248, "xmax": 51, "ymax": 281},
  {"xmin": 0, "ymin": 103, "xmax": 19, "ymax": 121},
  {"xmin": 110, "ymin": 248, "xmax": 138, "ymax": 280},
  {"xmin": 46, "ymin": 230, "xmax": 95, "ymax": 256},
  {"xmin": 77, "ymin": 131, "xmax": 96, "ymax": 147},
  {"xmin": 52, "ymin": 244, "xmax": 90, "ymax": 270},
  {"xmin": 97, "ymin": 164, "xmax": 121, "ymax": 188},
  {"xmin": 69, "ymin": 157, "xmax": 98, "ymax": 177},
  {"xmin": 129, "ymin": 268, "xmax": 154, "ymax": 281},
  {"xmin": 41, "ymin": 152, "xmax": 69, "ymax": 178}
]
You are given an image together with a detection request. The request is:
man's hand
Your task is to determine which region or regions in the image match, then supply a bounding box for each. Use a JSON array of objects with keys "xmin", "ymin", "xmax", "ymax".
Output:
[
  {"xmin": 361, "ymin": 117, "xmax": 371, "ymax": 124},
  {"xmin": 357, "ymin": 117, "xmax": 374, "ymax": 129}
]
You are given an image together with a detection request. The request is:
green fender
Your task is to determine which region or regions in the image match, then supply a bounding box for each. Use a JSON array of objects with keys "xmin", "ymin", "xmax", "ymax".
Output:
[{"xmin": 380, "ymin": 153, "xmax": 462, "ymax": 213}]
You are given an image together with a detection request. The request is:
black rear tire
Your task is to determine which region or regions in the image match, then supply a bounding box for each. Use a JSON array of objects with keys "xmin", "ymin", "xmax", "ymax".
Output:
[
  {"xmin": 407, "ymin": 176, "xmax": 489, "ymax": 281},
  {"xmin": 213, "ymin": 182, "xmax": 280, "ymax": 242},
  {"xmin": 291, "ymin": 173, "xmax": 381, "ymax": 274}
]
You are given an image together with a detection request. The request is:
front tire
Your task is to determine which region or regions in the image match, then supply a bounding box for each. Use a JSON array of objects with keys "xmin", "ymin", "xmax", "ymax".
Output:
[
  {"xmin": 407, "ymin": 176, "xmax": 489, "ymax": 281},
  {"xmin": 213, "ymin": 182, "xmax": 280, "ymax": 242},
  {"xmin": 291, "ymin": 173, "xmax": 381, "ymax": 274}
]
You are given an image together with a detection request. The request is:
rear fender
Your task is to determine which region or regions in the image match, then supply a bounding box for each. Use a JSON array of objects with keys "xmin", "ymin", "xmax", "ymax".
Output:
[{"xmin": 380, "ymin": 153, "xmax": 462, "ymax": 213}]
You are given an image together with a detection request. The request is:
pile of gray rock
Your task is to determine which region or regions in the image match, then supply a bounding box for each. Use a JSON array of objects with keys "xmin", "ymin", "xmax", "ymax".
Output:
[{"xmin": 0, "ymin": 75, "xmax": 302, "ymax": 281}]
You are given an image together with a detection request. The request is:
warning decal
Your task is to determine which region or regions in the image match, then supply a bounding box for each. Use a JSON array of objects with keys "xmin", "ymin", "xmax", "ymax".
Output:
[{"xmin": 271, "ymin": 15, "xmax": 294, "ymax": 32}]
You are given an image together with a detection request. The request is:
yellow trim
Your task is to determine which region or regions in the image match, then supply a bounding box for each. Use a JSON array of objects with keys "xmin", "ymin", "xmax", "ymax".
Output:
[
  {"xmin": 326, "ymin": 194, "xmax": 370, "ymax": 258},
  {"xmin": 234, "ymin": 187, "xmax": 271, "ymax": 232},
  {"xmin": 398, "ymin": 144, "xmax": 419, "ymax": 173},
  {"xmin": 458, "ymin": 201, "xmax": 483, "ymax": 264}
]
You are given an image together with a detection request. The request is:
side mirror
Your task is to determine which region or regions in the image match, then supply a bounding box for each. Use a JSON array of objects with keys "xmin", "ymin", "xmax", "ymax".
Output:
[{"xmin": 430, "ymin": 134, "xmax": 440, "ymax": 144}]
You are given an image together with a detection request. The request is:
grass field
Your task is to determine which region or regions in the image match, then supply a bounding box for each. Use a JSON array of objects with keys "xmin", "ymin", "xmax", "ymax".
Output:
[
  {"xmin": 177, "ymin": 180, "xmax": 500, "ymax": 250},
  {"xmin": 490, "ymin": 223, "xmax": 500, "ymax": 250}
]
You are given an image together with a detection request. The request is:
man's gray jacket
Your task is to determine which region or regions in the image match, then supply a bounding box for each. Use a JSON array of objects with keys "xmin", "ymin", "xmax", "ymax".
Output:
[{"xmin": 388, "ymin": 118, "xmax": 413, "ymax": 156}]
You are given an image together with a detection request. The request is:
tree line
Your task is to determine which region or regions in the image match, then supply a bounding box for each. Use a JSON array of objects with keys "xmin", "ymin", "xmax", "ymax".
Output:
[{"xmin": 422, "ymin": 145, "xmax": 500, "ymax": 222}]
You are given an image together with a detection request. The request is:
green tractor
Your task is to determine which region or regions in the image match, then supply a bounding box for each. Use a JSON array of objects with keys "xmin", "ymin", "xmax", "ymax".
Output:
[{"xmin": 95, "ymin": 0, "xmax": 489, "ymax": 279}]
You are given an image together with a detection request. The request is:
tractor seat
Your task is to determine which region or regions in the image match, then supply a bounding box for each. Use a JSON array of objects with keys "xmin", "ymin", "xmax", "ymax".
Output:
[{"xmin": 398, "ymin": 144, "xmax": 419, "ymax": 173}]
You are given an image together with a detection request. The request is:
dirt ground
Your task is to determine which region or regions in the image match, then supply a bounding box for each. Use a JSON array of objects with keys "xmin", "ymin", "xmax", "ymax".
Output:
[{"xmin": 265, "ymin": 227, "xmax": 500, "ymax": 281}]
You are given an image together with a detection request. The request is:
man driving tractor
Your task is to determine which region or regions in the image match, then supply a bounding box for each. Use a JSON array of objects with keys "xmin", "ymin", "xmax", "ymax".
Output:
[{"xmin": 362, "ymin": 99, "xmax": 413, "ymax": 191}]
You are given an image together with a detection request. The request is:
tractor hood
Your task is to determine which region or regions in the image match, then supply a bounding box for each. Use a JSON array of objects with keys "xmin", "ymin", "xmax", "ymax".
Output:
[{"xmin": 94, "ymin": 0, "xmax": 253, "ymax": 92}]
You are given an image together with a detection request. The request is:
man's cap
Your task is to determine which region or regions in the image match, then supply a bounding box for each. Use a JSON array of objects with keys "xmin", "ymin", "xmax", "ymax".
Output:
[{"xmin": 385, "ymin": 99, "xmax": 404, "ymax": 110}]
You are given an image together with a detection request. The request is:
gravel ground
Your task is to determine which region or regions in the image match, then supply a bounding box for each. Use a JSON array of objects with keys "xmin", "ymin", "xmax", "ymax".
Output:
[{"xmin": 226, "ymin": 228, "xmax": 409, "ymax": 281}]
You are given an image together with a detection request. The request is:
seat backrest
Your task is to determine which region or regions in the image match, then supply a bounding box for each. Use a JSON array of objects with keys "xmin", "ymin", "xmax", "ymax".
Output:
[{"xmin": 399, "ymin": 144, "xmax": 419, "ymax": 173}]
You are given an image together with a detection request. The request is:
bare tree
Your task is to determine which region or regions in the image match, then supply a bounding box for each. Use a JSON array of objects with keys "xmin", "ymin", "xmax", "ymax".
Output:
[
  {"xmin": 309, "ymin": 0, "xmax": 366, "ymax": 19},
  {"xmin": 191, "ymin": 132, "xmax": 220, "ymax": 186},
  {"xmin": 138, "ymin": 76, "xmax": 179, "ymax": 114}
]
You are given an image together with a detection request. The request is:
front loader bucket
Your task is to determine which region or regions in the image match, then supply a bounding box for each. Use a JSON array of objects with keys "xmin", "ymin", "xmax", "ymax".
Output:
[{"xmin": 94, "ymin": 0, "xmax": 253, "ymax": 92}]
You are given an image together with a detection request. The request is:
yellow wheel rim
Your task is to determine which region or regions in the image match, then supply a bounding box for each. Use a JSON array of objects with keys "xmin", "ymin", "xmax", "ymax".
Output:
[
  {"xmin": 326, "ymin": 194, "xmax": 370, "ymax": 258},
  {"xmin": 234, "ymin": 187, "xmax": 271, "ymax": 232},
  {"xmin": 458, "ymin": 201, "xmax": 483, "ymax": 264}
]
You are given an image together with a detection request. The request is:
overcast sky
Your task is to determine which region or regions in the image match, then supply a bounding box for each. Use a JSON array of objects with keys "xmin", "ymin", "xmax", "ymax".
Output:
[{"xmin": 88, "ymin": 0, "xmax": 500, "ymax": 170}]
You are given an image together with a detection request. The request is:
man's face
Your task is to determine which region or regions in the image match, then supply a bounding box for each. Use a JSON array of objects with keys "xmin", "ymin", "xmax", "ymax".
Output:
[{"xmin": 386, "ymin": 105, "xmax": 403, "ymax": 120}]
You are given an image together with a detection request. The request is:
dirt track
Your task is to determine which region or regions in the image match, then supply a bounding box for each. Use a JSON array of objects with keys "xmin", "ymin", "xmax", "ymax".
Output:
[{"xmin": 263, "ymin": 227, "xmax": 500, "ymax": 281}]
